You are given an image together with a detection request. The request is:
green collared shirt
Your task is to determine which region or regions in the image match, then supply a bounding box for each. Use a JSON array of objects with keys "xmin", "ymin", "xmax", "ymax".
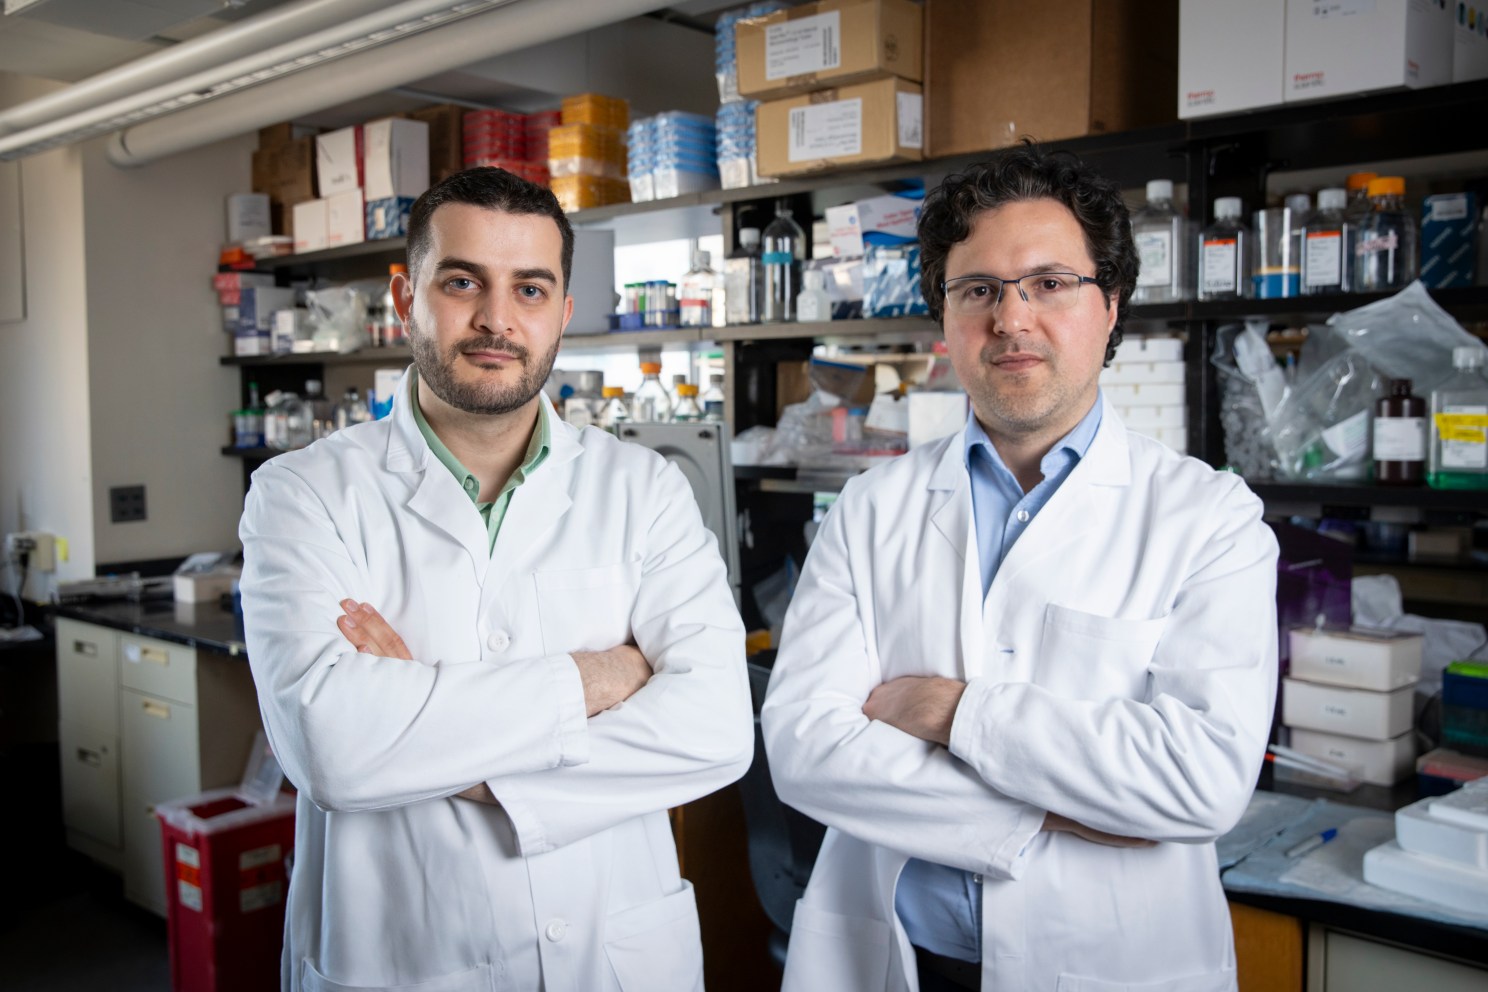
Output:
[{"xmin": 411, "ymin": 372, "xmax": 550, "ymax": 553}]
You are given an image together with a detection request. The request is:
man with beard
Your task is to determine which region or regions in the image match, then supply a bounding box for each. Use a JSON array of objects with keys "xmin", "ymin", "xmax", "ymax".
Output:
[
  {"xmin": 762, "ymin": 147, "xmax": 1278, "ymax": 991},
  {"xmin": 238, "ymin": 167, "xmax": 752, "ymax": 992}
]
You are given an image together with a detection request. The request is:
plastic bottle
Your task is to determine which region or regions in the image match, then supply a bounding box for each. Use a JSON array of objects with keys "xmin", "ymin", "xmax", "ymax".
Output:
[
  {"xmin": 599, "ymin": 386, "xmax": 630, "ymax": 432},
  {"xmin": 246, "ymin": 381, "xmax": 264, "ymax": 447},
  {"xmin": 1198, "ymin": 197, "xmax": 1251, "ymax": 301},
  {"xmin": 381, "ymin": 264, "xmax": 407, "ymax": 345},
  {"xmin": 1302, "ymin": 188, "xmax": 1349, "ymax": 295},
  {"xmin": 1428, "ymin": 347, "xmax": 1488, "ymax": 490},
  {"xmin": 563, "ymin": 371, "xmax": 604, "ymax": 428},
  {"xmin": 267, "ymin": 390, "xmax": 312, "ymax": 450},
  {"xmin": 762, "ymin": 201, "xmax": 805, "ymax": 323},
  {"xmin": 672, "ymin": 383, "xmax": 704, "ymax": 422},
  {"xmin": 1373, "ymin": 378, "xmax": 1426, "ymax": 486},
  {"xmin": 702, "ymin": 373, "xmax": 726, "ymax": 423},
  {"xmin": 670, "ymin": 374, "xmax": 688, "ymax": 417},
  {"xmin": 1131, "ymin": 179, "xmax": 1190, "ymax": 304},
  {"xmin": 796, "ymin": 267, "xmax": 833, "ymax": 322},
  {"xmin": 1353, "ymin": 176, "xmax": 1417, "ymax": 293},
  {"xmin": 631, "ymin": 361, "xmax": 673, "ymax": 422},
  {"xmin": 725, "ymin": 227, "xmax": 763, "ymax": 325},
  {"xmin": 334, "ymin": 386, "xmax": 372, "ymax": 431},
  {"xmin": 679, "ymin": 250, "xmax": 717, "ymax": 328},
  {"xmin": 304, "ymin": 379, "xmax": 335, "ymax": 441}
]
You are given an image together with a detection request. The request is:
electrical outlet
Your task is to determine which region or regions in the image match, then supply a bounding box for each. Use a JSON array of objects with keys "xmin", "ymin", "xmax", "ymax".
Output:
[
  {"xmin": 4, "ymin": 531, "xmax": 54, "ymax": 571},
  {"xmin": 110, "ymin": 485, "xmax": 147, "ymax": 523}
]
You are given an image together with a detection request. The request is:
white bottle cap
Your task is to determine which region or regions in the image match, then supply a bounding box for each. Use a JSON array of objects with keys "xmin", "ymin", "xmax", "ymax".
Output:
[
  {"xmin": 1317, "ymin": 188, "xmax": 1347, "ymax": 211},
  {"xmin": 739, "ymin": 227, "xmax": 760, "ymax": 246},
  {"xmin": 305, "ymin": 379, "xmax": 322, "ymax": 394},
  {"xmin": 1146, "ymin": 179, "xmax": 1174, "ymax": 202},
  {"xmin": 1214, "ymin": 197, "xmax": 1243, "ymax": 220},
  {"xmin": 1285, "ymin": 193, "xmax": 1310, "ymax": 215},
  {"xmin": 1454, "ymin": 346, "xmax": 1486, "ymax": 369},
  {"xmin": 692, "ymin": 250, "xmax": 710, "ymax": 269}
]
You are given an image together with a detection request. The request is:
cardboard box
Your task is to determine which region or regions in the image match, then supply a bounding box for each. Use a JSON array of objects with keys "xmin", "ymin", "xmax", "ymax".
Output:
[
  {"xmin": 292, "ymin": 199, "xmax": 329, "ymax": 254},
  {"xmin": 315, "ymin": 126, "xmax": 362, "ymax": 197},
  {"xmin": 365, "ymin": 196, "xmax": 416, "ymax": 241},
  {"xmin": 1282, "ymin": 677, "xmax": 1415, "ymax": 741},
  {"xmin": 1455, "ymin": 6, "xmax": 1488, "ymax": 82},
  {"xmin": 824, "ymin": 190, "xmax": 921, "ymax": 256},
  {"xmin": 258, "ymin": 121, "xmax": 318, "ymax": 150},
  {"xmin": 757, "ymin": 77, "xmax": 922, "ymax": 177},
  {"xmin": 409, "ymin": 104, "xmax": 465, "ymax": 180},
  {"xmin": 252, "ymin": 137, "xmax": 315, "ymax": 200},
  {"xmin": 1289, "ymin": 727, "xmax": 1416, "ymax": 788},
  {"xmin": 236, "ymin": 287, "xmax": 296, "ymax": 334},
  {"xmin": 1284, "ymin": 0, "xmax": 1452, "ymax": 102},
  {"xmin": 737, "ymin": 0, "xmax": 923, "ymax": 101},
  {"xmin": 225, "ymin": 193, "xmax": 271, "ymax": 244},
  {"xmin": 1288, "ymin": 625, "xmax": 1424, "ymax": 691},
  {"xmin": 1177, "ymin": 0, "xmax": 1285, "ymax": 118},
  {"xmin": 363, "ymin": 118, "xmax": 429, "ymax": 201},
  {"xmin": 1421, "ymin": 192, "xmax": 1478, "ymax": 289},
  {"xmin": 927, "ymin": 0, "xmax": 1177, "ymax": 155},
  {"xmin": 326, "ymin": 188, "xmax": 365, "ymax": 247}
]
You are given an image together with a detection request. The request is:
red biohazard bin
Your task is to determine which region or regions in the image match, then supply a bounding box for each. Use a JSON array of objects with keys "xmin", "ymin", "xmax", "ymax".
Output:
[{"xmin": 155, "ymin": 789, "xmax": 296, "ymax": 992}]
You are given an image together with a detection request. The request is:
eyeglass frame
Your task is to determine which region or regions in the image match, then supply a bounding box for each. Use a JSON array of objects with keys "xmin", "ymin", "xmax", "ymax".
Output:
[{"xmin": 940, "ymin": 271, "xmax": 1103, "ymax": 315}]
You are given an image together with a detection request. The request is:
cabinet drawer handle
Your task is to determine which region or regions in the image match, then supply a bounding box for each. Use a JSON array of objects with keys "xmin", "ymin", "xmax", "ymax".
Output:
[
  {"xmin": 141, "ymin": 699, "xmax": 170, "ymax": 719},
  {"xmin": 75, "ymin": 747, "xmax": 102, "ymax": 767},
  {"xmin": 73, "ymin": 640, "xmax": 98, "ymax": 656},
  {"xmin": 140, "ymin": 647, "xmax": 169, "ymax": 666}
]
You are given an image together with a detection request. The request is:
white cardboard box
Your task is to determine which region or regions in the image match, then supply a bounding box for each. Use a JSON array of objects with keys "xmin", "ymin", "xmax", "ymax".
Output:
[
  {"xmin": 363, "ymin": 118, "xmax": 429, "ymax": 201},
  {"xmin": 1179, "ymin": 0, "xmax": 1287, "ymax": 118},
  {"xmin": 1288, "ymin": 625, "xmax": 1424, "ymax": 690},
  {"xmin": 292, "ymin": 199, "xmax": 328, "ymax": 254},
  {"xmin": 1394, "ymin": 781, "xmax": 1488, "ymax": 868},
  {"xmin": 1117, "ymin": 405, "xmax": 1187, "ymax": 430},
  {"xmin": 1455, "ymin": 9, "xmax": 1488, "ymax": 82},
  {"xmin": 225, "ymin": 193, "xmax": 271, "ymax": 244},
  {"xmin": 1113, "ymin": 336, "xmax": 1185, "ymax": 364},
  {"xmin": 908, "ymin": 391, "xmax": 969, "ymax": 448},
  {"xmin": 315, "ymin": 125, "xmax": 361, "ymax": 197},
  {"xmin": 173, "ymin": 569, "xmax": 240, "ymax": 604},
  {"xmin": 1282, "ymin": 676, "xmax": 1415, "ymax": 740},
  {"xmin": 1101, "ymin": 360, "xmax": 1186, "ymax": 385},
  {"xmin": 1289, "ymin": 727, "xmax": 1416, "ymax": 787},
  {"xmin": 1153, "ymin": 426, "xmax": 1188, "ymax": 453},
  {"xmin": 326, "ymin": 188, "xmax": 365, "ymax": 247},
  {"xmin": 1363, "ymin": 839, "xmax": 1488, "ymax": 919},
  {"xmin": 1284, "ymin": 0, "xmax": 1453, "ymax": 102},
  {"xmin": 1104, "ymin": 383, "xmax": 1185, "ymax": 407}
]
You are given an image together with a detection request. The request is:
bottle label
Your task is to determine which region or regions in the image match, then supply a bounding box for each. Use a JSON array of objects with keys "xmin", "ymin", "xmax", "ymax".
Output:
[
  {"xmin": 1135, "ymin": 230, "xmax": 1173, "ymax": 287},
  {"xmin": 1304, "ymin": 231, "xmax": 1343, "ymax": 287},
  {"xmin": 1355, "ymin": 230, "xmax": 1398, "ymax": 257},
  {"xmin": 1373, "ymin": 416, "xmax": 1426, "ymax": 462},
  {"xmin": 761, "ymin": 251, "xmax": 794, "ymax": 266},
  {"xmin": 1437, "ymin": 408, "xmax": 1488, "ymax": 470},
  {"xmin": 1321, "ymin": 409, "xmax": 1368, "ymax": 462},
  {"xmin": 1201, "ymin": 238, "xmax": 1237, "ymax": 293}
]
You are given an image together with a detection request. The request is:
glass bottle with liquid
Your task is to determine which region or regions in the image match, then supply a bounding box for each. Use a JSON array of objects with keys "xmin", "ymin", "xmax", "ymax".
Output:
[
  {"xmin": 1341, "ymin": 171, "xmax": 1378, "ymax": 292},
  {"xmin": 1301, "ymin": 188, "xmax": 1348, "ymax": 295},
  {"xmin": 1373, "ymin": 379, "xmax": 1426, "ymax": 486},
  {"xmin": 631, "ymin": 362, "xmax": 673, "ymax": 423},
  {"xmin": 1428, "ymin": 347, "xmax": 1488, "ymax": 490},
  {"xmin": 679, "ymin": 250, "xmax": 717, "ymax": 328},
  {"xmin": 304, "ymin": 379, "xmax": 335, "ymax": 441},
  {"xmin": 1131, "ymin": 179, "xmax": 1190, "ymax": 304},
  {"xmin": 672, "ymin": 383, "xmax": 704, "ymax": 422},
  {"xmin": 599, "ymin": 386, "xmax": 630, "ymax": 432},
  {"xmin": 702, "ymin": 374, "xmax": 726, "ymax": 423},
  {"xmin": 725, "ymin": 227, "xmax": 763, "ymax": 325},
  {"xmin": 1353, "ymin": 176, "xmax": 1417, "ymax": 293},
  {"xmin": 762, "ymin": 202, "xmax": 805, "ymax": 323},
  {"xmin": 1198, "ymin": 197, "xmax": 1251, "ymax": 301},
  {"xmin": 334, "ymin": 387, "xmax": 372, "ymax": 431}
]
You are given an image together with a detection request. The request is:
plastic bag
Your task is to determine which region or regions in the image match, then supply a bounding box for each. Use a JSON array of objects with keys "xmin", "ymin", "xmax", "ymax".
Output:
[
  {"xmin": 306, "ymin": 286, "xmax": 370, "ymax": 354},
  {"xmin": 1268, "ymin": 350, "xmax": 1382, "ymax": 482},
  {"xmin": 1212, "ymin": 321, "xmax": 1286, "ymax": 478}
]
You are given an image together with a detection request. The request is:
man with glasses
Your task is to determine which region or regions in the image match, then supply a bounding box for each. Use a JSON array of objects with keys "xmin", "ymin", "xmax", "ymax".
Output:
[{"xmin": 762, "ymin": 146, "xmax": 1277, "ymax": 991}]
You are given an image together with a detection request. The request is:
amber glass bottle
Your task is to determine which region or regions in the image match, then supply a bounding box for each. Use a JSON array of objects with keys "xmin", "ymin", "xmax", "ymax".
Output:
[{"xmin": 1372, "ymin": 379, "xmax": 1426, "ymax": 486}]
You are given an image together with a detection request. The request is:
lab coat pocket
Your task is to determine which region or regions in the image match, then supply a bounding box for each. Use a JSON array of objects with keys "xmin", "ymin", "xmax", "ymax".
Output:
[
  {"xmin": 1037, "ymin": 604, "xmax": 1169, "ymax": 702},
  {"xmin": 779, "ymin": 900, "xmax": 893, "ymax": 991},
  {"xmin": 534, "ymin": 558, "xmax": 641, "ymax": 655},
  {"xmin": 300, "ymin": 959, "xmax": 495, "ymax": 992},
  {"xmin": 603, "ymin": 880, "xmax": 704, "ymax": 992},
  {"xmin": 1055, "ymin": 967, "xmax": 1235, "ymax": 992}
]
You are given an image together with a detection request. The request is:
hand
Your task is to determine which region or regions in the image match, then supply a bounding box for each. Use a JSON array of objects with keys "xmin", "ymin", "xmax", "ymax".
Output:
[
  {"xmin": 572, "ymin": 644, "xmax": 652, "ymax": 717},
  {"xmin": 336, "ymin": 600, "xmax": 412, "ymax": 660},
  {"xmin": 863, "ymin": 676, "xmax": 967, "ymax": 746},
  {"xmin": 1042, "ymin": 812, "xmax": 1156, "ymax": 848}
]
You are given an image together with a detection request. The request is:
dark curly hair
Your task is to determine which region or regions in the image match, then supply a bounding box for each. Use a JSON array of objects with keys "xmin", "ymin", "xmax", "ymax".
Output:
[
  {"xmin": 917, "ymin": 143, "xmax": 1138, "ymax": 365},
  {"xmin": 407, "ymin": 166, "xmax": 574, "ymax": 291}
]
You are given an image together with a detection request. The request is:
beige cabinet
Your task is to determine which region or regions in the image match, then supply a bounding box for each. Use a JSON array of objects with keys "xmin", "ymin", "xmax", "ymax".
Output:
[
  {"xmin": 55, "ymin": 622, "xmax": 263, "ymax": 916},
  {"xmin": 1307, "ymin": 928, "xmax": 1487, "ymax": 991}
]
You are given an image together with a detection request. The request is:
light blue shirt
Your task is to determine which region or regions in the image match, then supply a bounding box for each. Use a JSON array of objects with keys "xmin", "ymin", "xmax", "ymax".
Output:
[{"xmin": 894, "ymin": 394, "xmax": 1104, "ymax": 961}]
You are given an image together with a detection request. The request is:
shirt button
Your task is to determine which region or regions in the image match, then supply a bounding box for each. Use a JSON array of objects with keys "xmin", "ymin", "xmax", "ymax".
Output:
[
  {"xmin": 973, "ymin": 873, "xmax": 983, "ymax": 884},
  {"xmin": 1015, "ymin": 509, "xmax": 1030, "ymax": 523},
  {"xmin": 487, "ymin": 630, "xmax": 510, "ymax": 652},
  {"xmin": 544, "ymin": 919, "xmax": 567, "ymax": 942}
]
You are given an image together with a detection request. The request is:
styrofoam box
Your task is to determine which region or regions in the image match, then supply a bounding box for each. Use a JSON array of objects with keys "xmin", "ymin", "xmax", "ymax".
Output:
[
  {"xmin": 1455, "ymin": 10, "xmax": 1488, "ymax": 82},
  {"xmin": 363, "ymin": 118, "xmax": 429, "ymax": 201},
  {"xmin": 1284, "ymin": 0, "xmax": 1452, "ymax": 103},
  {"xmin": 292, "ymin": 199, "xmax": 328, "ymax": 254},
  {"xmin": 225, "ymin": 193, "xmax": 271, "ymax": 244},
  {"xmin": 1101, "ymin": 360, "xmax": 1185, "ymax": 385},
  {"xmin": 315, "ymin": 125, "xmax": 361, "ymax": 198},
  {"xmin": 326, "ymin": 188, "xmax": 365, "ymax": 247},
  {"xmin": 1288, "ymin": 625, "xmax": 1424, "ymax": 691},
  {"xmin": 1363, "ymin": 840, "xmax": 1488, "ymax": 919},
  {"xmin": 1105, "ymin": 382, "xmax": 1184, "ymax": 406},
  {"xmin": 1282, "ymin": 677, "xmax": 1414, "ymax": 741},
  {"xmin": 1178, "ymin": 0, "xmax": 1286, "ymax": 118},
  {"xmin": 1117, "ymin": 404, "xmax": 1186, "ymax": 429},
  {"xmin": 1395, "ymin": 781, "xmax": 1488, "ymax": 868},
  {"xmin": 908, "ymin": 391, "xmax": 969, "ymax": 448},
  {"xmin": 1113, "ymin": 336, "xmax": 1184, "ymax": 363},
  {"xmin": 1289, "ymin": 727, "xmax": 1415, "ymax": 787}
]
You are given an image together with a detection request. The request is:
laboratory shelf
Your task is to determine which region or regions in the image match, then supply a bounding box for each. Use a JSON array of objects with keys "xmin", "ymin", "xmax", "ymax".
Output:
[
  {"xmin": 562, "ymin": 327, "xmax": 706, "ymax": 350},
  {"xmin": 1249, "ymin": 482, "xmax": 1488, "ymax": 513},
  {"xmin": 220, "ymin": 346, "xmax": 413, "ymax": 367},
  {"xmin": 221, "ymin": 446, "xmax": 275, "ymax": 461},
  {"xmin": 734, "ymin": 465, "xmax": 862, "ymax": 494},
  {"xmin": 247, "ymin": 237, "xmax": 407, "ymax": 271},
  {"xmin": 1186, "ymin": 286, "xmax": 1488, "ymax": 325},
  {"xmin": 716, "ymin": 315, "xmax": 938, "ymax": 343}
]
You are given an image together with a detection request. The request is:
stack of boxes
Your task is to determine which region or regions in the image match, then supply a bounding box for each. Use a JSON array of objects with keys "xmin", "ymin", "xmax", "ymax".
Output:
[
  {"xmin": 1100, "ymin": 337, "xmax": 1188, "ymax": 453},
  {"xmin": 548, "ymin": 93, "xmax": 630, "ymax": 213},
  {"xmin": 1281, "ymin": 626, "xmax": 1425, "ymax": 787},
  {"xmin": 626, "ymin": 112, "xmax": 720, "ymax": 203},
  {"xmin": 738, "ymin": 0, "xmax": 925, "ymax": 178},
  {"xmin": 250, "ymin": 123, "xmax": 317, "ymax": 239},
  {"xmin": 1364, "ymin": 778, "xmax": 1488, "ymax": 917},
  {"xmin": 410, "ymin": 104, "xmax": 465, "ymax": 185},
  {"xmin": 293, "ymin": 118, "xmax": 429, "ymax": 253},
  {"xmin": 214, "ymin": 273, "xmax": 293, "ymax": 357},
  {"xmin": 462, "ymin": 109, "xmax": 549, "ymax": 185},
  {"xmin": 713, "ymin": 2, "xmax": 785, "ymax": 189}
]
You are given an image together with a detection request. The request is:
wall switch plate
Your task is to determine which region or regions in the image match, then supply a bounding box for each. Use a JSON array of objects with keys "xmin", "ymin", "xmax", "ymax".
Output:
[{"xmin": 109, "ymin": 485, "xmax": 146, "ymax": 523}]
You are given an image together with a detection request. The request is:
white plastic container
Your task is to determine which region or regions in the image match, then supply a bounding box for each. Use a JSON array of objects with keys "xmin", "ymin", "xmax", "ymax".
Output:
[
  {"xmin": 1395, "ymin": 782, "xmax": 1488, "ymax": 869},
  {"xmin": 1100, "ymin": 361, "xmax": 1186, "ymax": 385},
  {"xmin": 1363, "ymin": 840, "xmax": 1488, "ymax": 919},
  {"xmin": 1288, "ymin": 727, "xmax": 1415, "ymax": 787},
  {"xmin": 1288, "ymin": 625, "xmax": 1424, "ymax": 691},
  {"xmin": 1282, "ymin": 677, "xmax": 1414, "ymax": 741}
]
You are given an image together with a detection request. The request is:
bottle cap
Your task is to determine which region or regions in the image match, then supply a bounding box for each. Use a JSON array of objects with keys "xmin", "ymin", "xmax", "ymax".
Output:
[
  {"xmin": 306, "ymin": 379, "xmax": 322, "ymax": 393},
  {"xmin": 1367, "ymin": 176, "xmax": 1405, "ymax": 197},
  {"xmin": 1146, "ymin": 179, "xmax": 1174, "ymax": 202},
  {"xmin": 739, "ymin": 227, "xmax": 761, "ymax": 246},
  {"xmin": 678, "ymin": 383, "xmax": 699, "ymax": 396},
  {"xmin": 711, "ymin": 374, "xmax": 725, "ymax": 385},
  {"xmin": 1317, "ymin": 188, "xmax": 1347, "ymax": 211},
  {"xmin": 1388, "ymin": 378, "xmax": 1413, "ymax": 395},
  {"xmin": 692, "ymin": 250, "xmax": 711, "ymax": 269},
  {"xmin": 389, "ymin": 263, "xmax": 407, "ymax": 275},
  {"xmin": 640, "ymin": 361, "xmax": 662, "ymax": 374},
  {"xmin": 1214, "ymin": 196, "xmax": 1243, "ymax": 219},
  {"xmin": 1285, "ymin": 193, "xmax": 1310, "ymax": 215},
  {"xmin": 803, "ymin": 269, "xmax": 825, "ymax": 290},
  {"xmin": 1453, "ymin": 346, "xmax": 1486, "ymax": 369},
  {"xmin": 602, "ymin": 386, "xmax": 625, "ymax": 398},
  {"xmin": 1346, "ymin": 171, "xmax": 1378, "ymax": 192}
]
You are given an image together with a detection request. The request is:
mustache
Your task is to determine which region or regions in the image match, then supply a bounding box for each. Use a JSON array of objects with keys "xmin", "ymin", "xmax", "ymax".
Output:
[
  {"xmin": 453, "ymin": 337, "xmax": 529, "ymax": 361},
  {"xmin": 980, "ymin": 344, "xmax": 1050, "ymax": 364}
]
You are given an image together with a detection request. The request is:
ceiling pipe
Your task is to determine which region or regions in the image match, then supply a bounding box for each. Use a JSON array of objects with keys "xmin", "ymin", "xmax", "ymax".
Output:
[
  {"xmin": 106, "ymin": 0, "xmax": 670, "ymax": 167},
  {"xmin": 0, "ymin": 0, "xmax": 524, "ymax": 160},
  {"xmin": 0, "ymin": 0, "xmax": 393, "ymax": 136}
]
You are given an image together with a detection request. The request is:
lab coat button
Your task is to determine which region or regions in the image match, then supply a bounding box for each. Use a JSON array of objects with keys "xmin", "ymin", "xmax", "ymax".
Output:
[
  {"xmin": 487, "ymin": 630, "xmax": 510, "ymax": 652},
  {"xmin": 545, "ymin": 919, "xmax": 567, "ymax": 942}
]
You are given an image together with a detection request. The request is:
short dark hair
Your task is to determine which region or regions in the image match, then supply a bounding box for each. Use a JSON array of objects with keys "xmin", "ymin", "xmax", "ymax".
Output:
[
  {"xmin": 406, "ymin": 166, "xmax": 575, "ymax": 292},
  {"xmin": 917, "ymin": 143, "xmax": 1138, "ymax": 364}
]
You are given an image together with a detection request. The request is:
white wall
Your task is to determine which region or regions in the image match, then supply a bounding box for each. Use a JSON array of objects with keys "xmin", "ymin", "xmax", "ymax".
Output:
[
  {"xmin": 81, "ymin": 133, "xmax": 252, "ymax": 565},
  {"xmin": 0, "ymin": 72, "xmax": 94, "ymax": 601}
]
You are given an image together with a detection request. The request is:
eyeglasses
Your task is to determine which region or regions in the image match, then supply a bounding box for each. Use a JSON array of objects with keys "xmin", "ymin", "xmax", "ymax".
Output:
[{"xmin": 941, "ymin": 272, "xmax": 1100, "ymax": 316}]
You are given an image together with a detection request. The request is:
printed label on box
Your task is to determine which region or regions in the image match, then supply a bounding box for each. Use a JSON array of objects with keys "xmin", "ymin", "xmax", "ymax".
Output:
[
  {"xmin": 1309, "ymin": 0, "xmax": 1377, "ymax": 18},
  {"xmin": 176, "ymin": 843, "xmax": 203, "ymax": 913},
  {"xmin": 239, "ymin": 844, "xmax": 282, "ymax": 871},
  {"xmin": 1429, "ymin": 195, "xmax": 1470, "ymax": 222},
  {"xmin": 896, "ymin": 92, "xmax": 923, "ymax": 149},
  {"xmin": 240, "ymin": 881, "xmax": 284, "ymax": 914},
  {"xmin": 766, "ymin": 11, "xmax": 842, "ymax": 80},
  {"xmin": 789, "ymin": 98, "xmax": 863, "ymax": 161}
]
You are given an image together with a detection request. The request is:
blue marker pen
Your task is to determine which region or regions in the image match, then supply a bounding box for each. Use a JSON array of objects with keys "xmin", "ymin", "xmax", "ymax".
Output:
[{"xmin": 1285, "ymin": 828, "xmax": 1338, "ymax": 858}]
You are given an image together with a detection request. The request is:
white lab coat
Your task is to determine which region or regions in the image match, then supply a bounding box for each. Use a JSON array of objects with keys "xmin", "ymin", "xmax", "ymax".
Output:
[
  {"xmin": 762, "ymin": 399, "xmax": 1278, "ymax": 992},
  {"xmin": 239, "ymin": 371, "xmax": 752, "ymax": 992}
]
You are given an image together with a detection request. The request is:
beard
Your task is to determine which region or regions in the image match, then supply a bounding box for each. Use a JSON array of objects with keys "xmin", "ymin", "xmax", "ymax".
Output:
[{"xmin": 407, "ymin": 314, "xmax": 560, "ymax": 416}]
